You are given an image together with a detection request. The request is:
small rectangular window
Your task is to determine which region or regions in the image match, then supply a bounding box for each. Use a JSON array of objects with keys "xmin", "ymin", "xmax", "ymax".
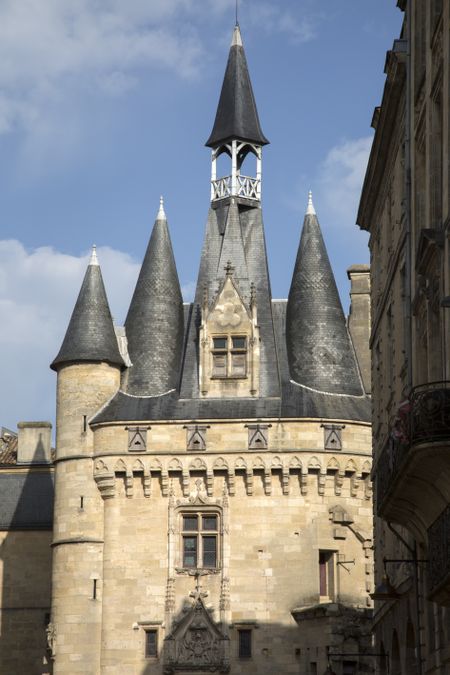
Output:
[
  {"xmin": 202, "ymin": 515, "xmax": 217, "ymax": 530},
  {"xmin": 319, "ymin": 551, "xmax": 335, "ymax": 599},
  {"xmin": 183, "ymin": 515, "xmax": 198, "ymax": 531},
  {"xmin": 212, "ymin": 353, "xmax": 227, "ymax": 377},
  {"xmin": 343, "ymin": 661, "xmax": 357, "ymax": 675},
  {"xmin": 213, "ymin": 337, "xmax": 227, "ymax": 350},
  {"xmin": 231, "ymin": 352, "xmax": 246, "ymax": 376},
  {"xmin": 232, "ymin": 336, "xmax": 246, "ymax": 349},
  {"xmin": 145, "ymin": 630, "xmax": 158, "ymax": 658},
  {"xmin": 202, "ymin": 536, "xmax": 217, "ymax": 567},
  {"xmin": 238, "ymin": 629, "xmax": 252, "ymax": 658},
  {"xmin": 183, "ymin": 536, "xmax": 198, "ymax": 567}
]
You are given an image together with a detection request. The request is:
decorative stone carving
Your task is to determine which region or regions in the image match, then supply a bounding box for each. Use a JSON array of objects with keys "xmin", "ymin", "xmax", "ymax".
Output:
[
  {"xmin": 163, "ymin": 593, "xmax": 229, "ymax": 674},
  {"xmin": 126, "ymin": 426, "xmax": 150, "ymax": 452},
  {"xmin": 94, "ymin": 472, "xmax": 116, "ymax": 499},
  {"xmin": 321, "ymin": 424, "xmax": 344, "ymax": 451},
  {"xmin": 189, "ymin": 478, "xmax": 208, "ymax": 505},
  {"xmin": 185, "ymin": 425, "xmax": 209, "ymax": 451},
  {"xmin": 246, "ymin": 423, "xmax": 271, "ymax": 450}
]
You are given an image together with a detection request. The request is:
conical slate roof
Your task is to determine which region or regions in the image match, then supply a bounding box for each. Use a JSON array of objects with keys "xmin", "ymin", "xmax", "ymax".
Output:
[
  {"xmin": 205, "ymin": 25, "xmax": 269, "ymax": 148},
  {"xmin": 286, "ymin": 195, "xmax": 364, "ymax": 396},
  {"xmin": 124, "ymin": 199, "xmax": 184, "ymax": 396},
  {"xmin": 51, "ymin": 247, "xmax": 124, "ymax": 370}
]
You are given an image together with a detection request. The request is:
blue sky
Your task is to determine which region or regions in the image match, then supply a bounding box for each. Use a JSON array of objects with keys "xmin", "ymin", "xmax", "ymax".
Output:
[{"xmin": 0, "ymin": 0, "xmax": 402, "ymax": 431}]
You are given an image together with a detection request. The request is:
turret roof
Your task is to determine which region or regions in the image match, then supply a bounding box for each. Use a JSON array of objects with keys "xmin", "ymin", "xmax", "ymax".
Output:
[
  {"xmin": 51, "ymin": 248, "xmax": 124, "ymax": 370},
  {"xmin": 123, "ymin": 200, "xmax": 184, "ymax": 396},
  {"xmin": 205, "ymin": 24, "xmax": 269, "ymax": 148},
  {"xmin": 286, "ymin": 198, "xmax": 364, "ymax": 396}
]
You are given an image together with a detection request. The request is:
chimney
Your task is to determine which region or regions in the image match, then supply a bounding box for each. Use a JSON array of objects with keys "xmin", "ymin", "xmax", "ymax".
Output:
[
  {"xmin": 17, "ymin": 421, "xmax": 52, "ymax": 464},
  {"xmin": 347, "ymin": 265, "xmax": 371, "ymax": 394}
]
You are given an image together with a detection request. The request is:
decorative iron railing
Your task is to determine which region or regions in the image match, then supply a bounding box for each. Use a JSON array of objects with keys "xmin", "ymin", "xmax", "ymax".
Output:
[
  {"xmin": 375, "ymin": 434, "xmax": 409, "ymax": 510},
  {"xmin": 211, "ymin": 175, "xmax": 260, "ymax": 201},
  {"xmin": 375, "ymin": 381, "xmax": 450, "ymax": 512},
  {"xmin": 428, "ymin": 505, "xmax": 450, "ymax": 596},
  {"xmin": 410, "ymin": 381, "xmax": 450, "ymax": 444}
]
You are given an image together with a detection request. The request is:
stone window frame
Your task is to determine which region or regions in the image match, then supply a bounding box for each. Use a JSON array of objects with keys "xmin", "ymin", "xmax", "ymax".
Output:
[
  {"xmin": 211, "ymin": 334, "xmax": 248, "ymax": 379},
  {"xmin": 138, "ymin": 621, "xmax": 163, "ymax": 660},
  {"xmin": 319, "ymin": 550, "xmax": 337, "ymax": 602},
  {"xmin": 178, "ymin": 507, "xmax": 222, "ymax": 572},
  {"xmin": 144, "ymin": 629, "xmax": 158, "ymax": 659}
]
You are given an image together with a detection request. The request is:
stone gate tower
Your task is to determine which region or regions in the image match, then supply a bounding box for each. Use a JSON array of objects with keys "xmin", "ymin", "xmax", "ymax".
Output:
[{"xmin": 50, "ymin": 24, "xmax": 374, "ymax": 675}]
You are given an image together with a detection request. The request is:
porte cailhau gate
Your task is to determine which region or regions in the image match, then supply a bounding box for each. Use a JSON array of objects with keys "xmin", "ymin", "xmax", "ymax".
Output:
[{"xmin": 46, "ymin": 24, "xmax": 374, "ymax": 675}]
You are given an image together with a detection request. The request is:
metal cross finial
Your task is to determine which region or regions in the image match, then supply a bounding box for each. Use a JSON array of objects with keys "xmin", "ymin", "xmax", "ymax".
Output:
[
  {"xmin": 235, "ymin": 0, "xmax": 239, "ymax": 25},
  {"xmin": 224, "ymin": 260, "xmax": 235, "ymax": 277}
]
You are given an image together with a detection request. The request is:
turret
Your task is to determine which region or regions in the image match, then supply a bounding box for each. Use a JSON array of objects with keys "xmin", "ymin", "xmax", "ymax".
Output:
[
  {"xmin": 286, "ymin": 193, "xmax": 364, "ymax": 396},
  {"xmin": 50, "ymin": 247, "xmax": 123, "ymax": 673},
  {"xmin": 124, "ymin": 198, "xmax": 184, "ymax": 396},
  {"xmin": 206, "ymin": 24, "xmax": 269, "ymax": 203}
]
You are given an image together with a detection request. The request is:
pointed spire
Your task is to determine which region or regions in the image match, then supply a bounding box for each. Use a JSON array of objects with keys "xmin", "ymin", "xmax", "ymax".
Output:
[
  {"xmin": 51, "ymin": 252, "xmax": 124, "ymax": 371},
  {"xmin": 286, "ymin": 203, "xmax": 363, "ymax": 396},
  {"xmin": 205, "ymin": 25, "xmax": 269, "ymax": 148},
  {"xmin": 157, "ymin": 195, "xmax": 166, "ymax": 221},
  {"xmin": 124, "ymin": 200, "xmax": 184, "ymax": 396},
  {"xmin": 306, "ymin": 191, "xmax": 316, "ymax": 215}
]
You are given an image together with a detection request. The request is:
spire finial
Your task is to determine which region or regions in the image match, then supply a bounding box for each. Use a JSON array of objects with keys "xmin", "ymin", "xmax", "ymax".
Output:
[
  {"xmin": 235, "ymin": 0, "xmax": 239, "ymax": 26},
  {"xmin": 90, "ymin": 244, "xmax": 99, "ymax": 266},
  {"xmin": 231, "ymin": 23, "xmax": 243, "ymax": 47},
  {"xmin": 157, "ymin": 195, "xmax": 166, "ymax": 220},
  {"xmin": 306, "ymin": 190, "xmax": 316, "ymax": 216}
]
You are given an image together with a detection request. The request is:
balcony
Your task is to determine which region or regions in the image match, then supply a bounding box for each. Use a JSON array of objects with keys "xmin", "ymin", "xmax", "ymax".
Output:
[
  {"xmin": 428, "ymin": 505, "xmax": 450, "ymax": 605},
  {"xmin": 410, "ymin": 381, "xmax": 450, "ymax": 445},
  {"xmin": 211, "ymin": 175, "xmax": 260, "ymax": 201},
  {"xmin": 375, "ymin": 382, "xmax": 450, "ymax": 532}
]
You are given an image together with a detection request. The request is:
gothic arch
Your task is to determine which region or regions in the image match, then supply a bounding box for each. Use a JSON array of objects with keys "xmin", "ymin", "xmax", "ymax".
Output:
[
  {"xmin": 308, "ymin": 456, "xmax": 321, "ymax": 471},
  {"xmin": 168, "ymin": 458, "xmax": 183, "ymax": 472},
  {"xmin": 235, "ymin": 457, "xmax": 247, "ymax": 470},
  {"xmin": 189, "ymin": 457, "xmax": 207, "ymax": 472},
  {"xmin": 271, "ymin": 456, "xmax": 283, "ymax": 469},
  {"xmin": 213, "ymin": 457, "xmax": 229, "ymax": 471},
  {"xmin": 289, "ymin": 456, "xmax": 302, "ymax": 469},
  {"xmin": 114, "ymin": 458, "xmax": 127, "ymax": 473},
  {"xmin": 132, "ymin": 459, "xmax": 144, "ymax": 473}
]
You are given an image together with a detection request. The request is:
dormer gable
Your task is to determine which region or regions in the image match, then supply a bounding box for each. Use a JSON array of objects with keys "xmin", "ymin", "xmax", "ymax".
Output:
[{"xmin": 199, "ymin": 266, "xmax": 260, "ymax": 398}]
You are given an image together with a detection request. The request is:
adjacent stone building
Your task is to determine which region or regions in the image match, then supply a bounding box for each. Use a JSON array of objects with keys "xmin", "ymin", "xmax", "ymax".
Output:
[
  {"xmin": 2, "ymin": 24, "xmax": 374, "ymax": 675},
  {"xmin": 357, "ymin": 1, "xmax": 450, "ymax": 673}
]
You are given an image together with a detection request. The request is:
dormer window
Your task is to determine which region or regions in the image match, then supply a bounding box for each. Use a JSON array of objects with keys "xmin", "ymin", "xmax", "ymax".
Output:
[{"xmin": 212, "ymin": 336, "xmax": 247, "ymax": 378}]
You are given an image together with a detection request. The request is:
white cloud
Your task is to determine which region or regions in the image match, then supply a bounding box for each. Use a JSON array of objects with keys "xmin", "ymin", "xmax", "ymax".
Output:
[
  {"xmin": 0, "ymin": 0, "xmax": 206, "ymax": 139},
  {"xmin": 0, "ymin": 239, "xmax": 194, "ymax": 431},
  {"xmin": 317, "ymin": 136, "xmax": 373, "ymax": 227},
  {"xmin": 248, "ymin": 1, "xmax": 317, "ymax": 43}
]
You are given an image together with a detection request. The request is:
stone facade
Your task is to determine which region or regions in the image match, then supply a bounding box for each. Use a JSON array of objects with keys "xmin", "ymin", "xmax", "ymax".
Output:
[
  {"xmin": 357, "ymin": 1, "xmax": 450, "ymax": 673},
  {"xmin": 1, "ymin": 22, "xmax": 375, "ymax": 675}
]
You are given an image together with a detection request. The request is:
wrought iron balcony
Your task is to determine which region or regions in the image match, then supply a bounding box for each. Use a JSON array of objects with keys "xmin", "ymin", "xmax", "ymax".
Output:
[
  {"xmin": 375, "ymin": 381, "xmax": 450, "ymax": 519},
  {"xmin": 375, "ymin": 434, "xmax": 409, "ymax": 510},
  {"xmin": 428, "ymin": 505, "xmax": 450, "ymax": 604},
  {"xmin": 410, "ymin": 381, "xmax": 450, "ymax": 445},
  {"xmin": 211, "ymin": 175, "xmax": 260, "ymax": 201}
]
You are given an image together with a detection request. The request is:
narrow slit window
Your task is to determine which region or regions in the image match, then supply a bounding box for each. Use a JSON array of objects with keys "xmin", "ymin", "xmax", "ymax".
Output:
[
  {"xmin": 145, "ymin": 630, "xmax": 158, "ymax": 658},
  {"xmin": 238, "ymin": 629, "xmax": 252, "ymax": 658}
]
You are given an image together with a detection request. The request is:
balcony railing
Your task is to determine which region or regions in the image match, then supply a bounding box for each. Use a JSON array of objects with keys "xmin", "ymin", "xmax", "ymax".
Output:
[
  {"xmin": 428, "ymin": 505, "xmax": 450, "ymax": 600},
  {"xmin": 375, "ymin": 434, "xmax": 409, "ymax": 509},
  {"xmin": 211, "ymin": 175, "xmax": 260, "ymax": 201},
  {"xmin": 375, "ymin": 381, "xmax": 450, "ymax": 513},
  {"xmin": 410, "ymin": 381, "xmax": 450, "ymax": 444}
]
